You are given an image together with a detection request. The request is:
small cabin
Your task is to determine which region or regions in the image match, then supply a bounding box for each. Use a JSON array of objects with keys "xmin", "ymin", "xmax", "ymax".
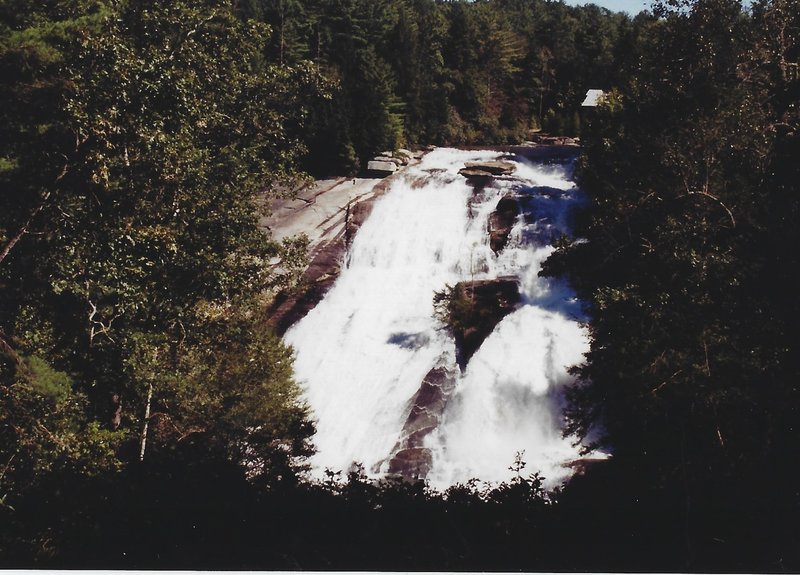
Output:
[{"xmin": 581, "ymin": 89, "xmax": 606, "ymax": 107}]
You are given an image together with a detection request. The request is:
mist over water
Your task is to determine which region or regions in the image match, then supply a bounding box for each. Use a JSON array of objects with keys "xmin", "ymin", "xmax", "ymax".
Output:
[{"xmin": 285, "ymin": 147, "xmax": 590, "ymax": 488}]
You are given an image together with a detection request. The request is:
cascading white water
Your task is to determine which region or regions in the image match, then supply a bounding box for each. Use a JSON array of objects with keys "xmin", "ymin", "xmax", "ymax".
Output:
[{"xmin": 284, "ymin": 147, "xmax": 590, "ymax": 488}]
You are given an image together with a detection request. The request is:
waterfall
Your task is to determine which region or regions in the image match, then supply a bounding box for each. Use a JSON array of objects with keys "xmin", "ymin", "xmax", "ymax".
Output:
[{"xmin": 284, "ymin": 147, "xmax": 591, "ymax": 489}]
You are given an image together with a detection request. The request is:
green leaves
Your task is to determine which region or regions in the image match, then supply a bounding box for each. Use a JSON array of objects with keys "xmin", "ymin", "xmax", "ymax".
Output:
[
  {"xmin": 24, "ymin": 356, "xmax": 72, "ymax": 404},
  {"xmin": 0, "ymin": 350, "xmax": 127, "ymax": 509},
  {"xmin": 544, "ymin": 0, "xmax": 800, "ymax": 489},
  {"xmin": 0, "ymin": 0, "xmax": 326, "ymax": 508}
]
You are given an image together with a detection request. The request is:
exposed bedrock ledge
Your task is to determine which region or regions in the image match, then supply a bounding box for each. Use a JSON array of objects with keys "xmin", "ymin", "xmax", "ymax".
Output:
[
  {"xmin": 267, "ymin": 240, "xmax": 345, "ymax": 335},
  {"xmin": 344, "ymin": 177, "xmax": 393, "ymax": 250},
  {"xmin": 265, "ymin": 165, "xmax": 413, "ymax": 335},
  {"xmin": 459, "ymin": 160, "xmax": 517, "ymax": 195}
]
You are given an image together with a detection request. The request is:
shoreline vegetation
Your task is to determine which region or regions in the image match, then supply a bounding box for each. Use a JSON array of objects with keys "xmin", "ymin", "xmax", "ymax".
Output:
[{"xmin": 2, "ymin": 0, "xmax": 799, "ymax": 571}]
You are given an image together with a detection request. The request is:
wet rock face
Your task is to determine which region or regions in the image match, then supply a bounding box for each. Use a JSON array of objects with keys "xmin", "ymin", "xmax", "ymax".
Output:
[
  {"xmin": 267, "ymin": 237, "xmax": 344, "ymax": 335},
  {"xmin": 387, "ymin": 447, "xmax": 432, "ymax": 477},
  {"xmin": 488, "ymin": 194, "xmax": 520, "ymax": 253},
  {"xmin": 387, "ymin": 363, "xmax": 457, "ymax": 479},
  {"xmin": 345, "ymin": 198, "xmax": 374, "ymax": 249},
  {"xmin": 402, "ymin": 366, "xmax": 457, "ymax": 442}
]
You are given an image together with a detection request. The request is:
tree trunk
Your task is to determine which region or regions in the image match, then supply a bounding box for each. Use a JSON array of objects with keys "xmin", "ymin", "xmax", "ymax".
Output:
[
  {"xmin": 111, "ymin": 393, "xmax": 123, "ymax": 431},
  {"xmin": 139, "ymin": 383, "xmax": 153, "ymax": 462},
  {"xmin": 280, "ymin": 9, "xmax": 285, "ymax": 65}
]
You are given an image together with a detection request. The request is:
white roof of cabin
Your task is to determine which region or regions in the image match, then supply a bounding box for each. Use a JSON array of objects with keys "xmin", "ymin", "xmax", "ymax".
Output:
[{"xmin": 581, "ymin": 89, "xmax": 606, "ymax": 107}]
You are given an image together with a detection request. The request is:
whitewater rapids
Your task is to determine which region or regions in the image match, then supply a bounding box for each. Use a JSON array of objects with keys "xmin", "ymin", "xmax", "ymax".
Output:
[{"xmin": 284, "ymin": 147, "xmax": 590, "ymax": 489}]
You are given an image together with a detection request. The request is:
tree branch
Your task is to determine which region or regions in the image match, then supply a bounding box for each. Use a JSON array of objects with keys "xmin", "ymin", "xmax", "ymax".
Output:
[
  {"xmin": 0, "ymin": 189, "xmax": 53, "ymax": 267},
  {"xmin": 0, "ymin": 149, "xmax": 72, "ymax": 267},
  {"xmin": 86, "ymin": 296, "xmax": 124, "ymax": 347},
  {"xmin": 651, "ymin": 369, "xmax": 684, "ymax": 394},
  {"xmin": 685, "ymin": 190, "xmax": 736, "ymax": 228}
]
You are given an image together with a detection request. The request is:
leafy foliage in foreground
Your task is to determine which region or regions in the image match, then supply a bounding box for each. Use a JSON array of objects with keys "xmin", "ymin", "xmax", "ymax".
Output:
[
  {"xmin": 5, "ymin": 453, "xmax": 796, "ymax": 571},
  {"xmin": 1, "ymin": 0, "xmax": 317, "ymax": 522},
  {"xmin": 542, "ymin": 0, "xmax": 800, "ymax": 568},
  {"xmin": 548, "ymin": 0, "xmax": 800, "ymax": 482}
]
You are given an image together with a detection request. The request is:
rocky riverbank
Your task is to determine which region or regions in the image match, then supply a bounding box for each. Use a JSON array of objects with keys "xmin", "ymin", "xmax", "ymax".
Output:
[
  {"xmin": 264, "ymin": 143, "xmax": 578, "ymax": 336},
  {"xmin": 263, "ymin": 154, "xmax": 424, "ymax": 334}
]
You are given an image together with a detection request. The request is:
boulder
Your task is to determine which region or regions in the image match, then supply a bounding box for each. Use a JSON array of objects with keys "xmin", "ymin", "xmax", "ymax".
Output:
[
  {"xmin": 396, "ymin": 148, "xmax": 414, "ymax": 161},
  {"xmin": 460, "ymin": 160, "xmax": 516, "ymax": 177},
  {"xmin": 488, "ymin": 194, "xmax": 520, "ymax": 253},
  {"xmin": 380, "ymin": 151, "xmax": 410, "ymax": 166},
  {"xmin": 448, "ymin": 279, "xmax": 522, "ymax": 368},
  {"xmin": 374, "ymin": 155, "xmax": 404, "ymax": 166},
  {"xmin": 367, "ymin": 160, "xmax": 397, "ymax": 175},
  {"xmin": 533, "ymin": 135, "xmax": 580, "ymax": 147},
  {"xmin": 459, "ymin": 168, "xmax": 496, "ymax": 180}
]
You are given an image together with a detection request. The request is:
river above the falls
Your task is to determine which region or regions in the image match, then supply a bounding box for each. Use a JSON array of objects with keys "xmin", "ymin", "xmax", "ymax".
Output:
[{"xmin": 284, "ymin": 147, "xmax": 592, "ymax": 489}]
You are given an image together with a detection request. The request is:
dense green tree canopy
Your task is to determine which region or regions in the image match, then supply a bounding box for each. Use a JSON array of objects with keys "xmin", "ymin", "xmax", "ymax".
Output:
[
  {"xmin": 240, "ymin": 0, "xmax": 640, "ymax": 172},
  {"xmin": 542, "ymin": 1, "xmax": 800, "ymax": 563},
  {"xmin": 1, "ymin": 0, "xmax": 318, "ymax": 514}
]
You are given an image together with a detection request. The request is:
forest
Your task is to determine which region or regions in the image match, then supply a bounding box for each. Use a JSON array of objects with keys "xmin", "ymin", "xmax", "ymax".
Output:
[{"xmin": 1, "ymin": 0, "xmax": 798, "ymax": 570}]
